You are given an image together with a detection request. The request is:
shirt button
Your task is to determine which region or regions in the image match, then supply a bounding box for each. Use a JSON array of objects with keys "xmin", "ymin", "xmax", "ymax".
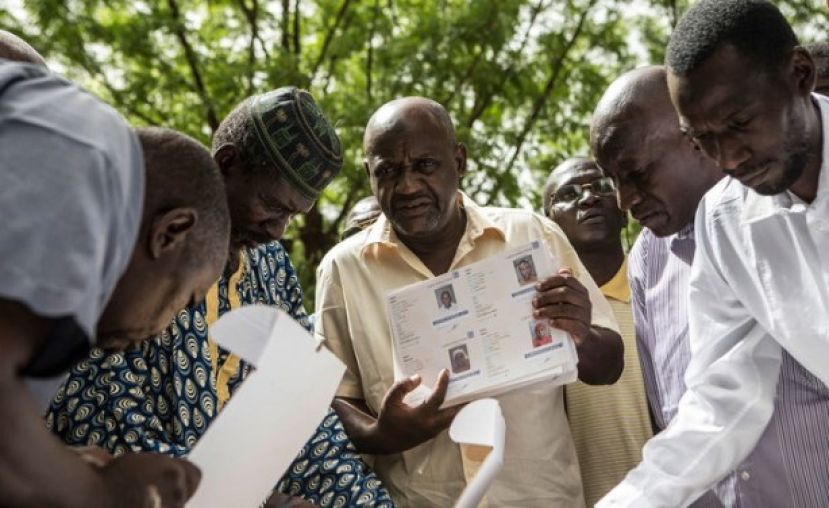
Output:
[{"xmin": 740, "ymin": 471, "xmax": 751, "ymax": 481}]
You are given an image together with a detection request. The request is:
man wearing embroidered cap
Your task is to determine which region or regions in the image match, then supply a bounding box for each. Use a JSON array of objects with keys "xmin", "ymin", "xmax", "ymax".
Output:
[{"xmin": 48, "ymin": 87, "xmax": 394, "ymax": 506}]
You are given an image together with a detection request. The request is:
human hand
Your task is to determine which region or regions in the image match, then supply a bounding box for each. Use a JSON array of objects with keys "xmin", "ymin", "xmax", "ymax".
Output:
[
  {"xmin": 374, "ymin": 369, "xmax": 462, "ymax": 452},
  {"xmin": 99, "ymin": 453, "xmax": 201, "ymax": 508},
  {"xmin": 262, "ymin": 491, "xmax": 316, "ymax": 507},
  {"xmin": 532, "ymin": 267, "xmax": 592, "ymax": 344},
  {"xmin": 69, "ymin": 445, "xmax": 113, "ymax": 468}
]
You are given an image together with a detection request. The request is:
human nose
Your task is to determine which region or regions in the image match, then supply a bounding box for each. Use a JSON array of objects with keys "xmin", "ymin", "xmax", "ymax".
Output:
[
  {"xmin": 616, "ymin": 181, "xmax": 640, "ymax": 212},
  {"xmin": 710, "ymin": 132, "xmax": 750, "ymax": 172},
  {"xmin": 577, "ymin": 185, "xmax": 601, "ymax": 207},
  {"xmin": 395, "ymin": 166, "xmax": 421, "ymax": 194}
]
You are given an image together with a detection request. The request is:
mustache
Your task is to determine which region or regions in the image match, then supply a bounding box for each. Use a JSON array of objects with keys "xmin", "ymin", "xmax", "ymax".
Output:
[{"xmin": 391, "ymin": 193, "xmax": 434, "ymax": 210}]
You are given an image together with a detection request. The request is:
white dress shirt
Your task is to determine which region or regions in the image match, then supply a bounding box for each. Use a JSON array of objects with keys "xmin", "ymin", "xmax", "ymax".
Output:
[{"xmin": 598, "ymin": 93, "xmax": 829, "ymax": 507}]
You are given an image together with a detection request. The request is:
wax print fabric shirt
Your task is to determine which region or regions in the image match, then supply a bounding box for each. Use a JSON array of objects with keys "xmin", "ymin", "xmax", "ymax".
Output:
[
  {"xmin": 564, "ymin": 258, "xmax": 653, "ymax": 507},
  {"xmin": 0, "ymin": 60, "xmax": 143, "ymax": 377},
  {"xmin": 315, "ymin": 192, "xmax": 620, "ymax": 507},
  {"xmin": 47, "ymin": 242, "xmax": 393, "ymax": 507},
  {"xmin": 598, "ymin": 93, "xmax": 829, "ymax": 508}
]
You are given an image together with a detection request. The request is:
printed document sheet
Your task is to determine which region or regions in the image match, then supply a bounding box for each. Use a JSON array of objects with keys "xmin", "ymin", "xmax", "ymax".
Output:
[{"xmin": 386, "ymin": 241, "xmax": 578, "ymax": 407}]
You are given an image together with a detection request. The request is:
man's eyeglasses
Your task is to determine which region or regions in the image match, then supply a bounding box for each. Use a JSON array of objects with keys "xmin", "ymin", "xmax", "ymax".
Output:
[{"xmin": 551, "ymin": 177, "xmax": 616, "ymax": 205}]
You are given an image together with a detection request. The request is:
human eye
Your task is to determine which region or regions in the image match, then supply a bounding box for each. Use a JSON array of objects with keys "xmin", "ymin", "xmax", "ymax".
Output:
[
  {"xmin": 728, "ymin": 114, "xmax": 753, "ymax": 131},
  {"xmin": 595, "ymin": 177, "xmax": 616, "ymax": 194},
  {"xmin": 373, "ymin": 163, "xmax": 395, "ymax": 178},
  {"xmin": 556, "ymin": 185, "xmax": 579, "ymax": 203},
  {"xmin": 417, "ymin": 158, "xmax": 439, "ymax": 172}
]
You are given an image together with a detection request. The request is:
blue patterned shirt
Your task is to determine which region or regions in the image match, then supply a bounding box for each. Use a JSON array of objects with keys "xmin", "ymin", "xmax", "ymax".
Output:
[{"xmin": 47, "ymin": 241, "xmax": 393, "ymax": 506}]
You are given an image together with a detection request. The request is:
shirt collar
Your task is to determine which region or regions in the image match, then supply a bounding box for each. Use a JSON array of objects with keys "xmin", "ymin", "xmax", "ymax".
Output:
[
  {"xmin": 600, "ymin": 257, "xmax": 630, "ymax": 303},
  {"xmin": 360, "ymin": 191, "xmax": 506, "ymax": 257},
  {"xmin": 741, "ymin": 93, "xmax": 829, "ymax": 224}
]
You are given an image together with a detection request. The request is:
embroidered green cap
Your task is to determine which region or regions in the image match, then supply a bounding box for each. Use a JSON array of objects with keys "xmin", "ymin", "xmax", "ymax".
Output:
[{"xmin": 248, "ymin": 87, "xmax": 343, "ymax": 198}]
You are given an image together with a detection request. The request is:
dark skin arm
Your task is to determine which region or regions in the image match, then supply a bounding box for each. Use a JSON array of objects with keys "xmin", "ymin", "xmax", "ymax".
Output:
[
  {"xmin": 533, "ymin": 268, "xmax": 624, "ymax": 385},
  {"xmin": 331, "ymin": 369, "xmax": 462, "ymax": 454},
  {"xmin": 0, "ymin": 299, "xmax": 201, "ymax": 508}
]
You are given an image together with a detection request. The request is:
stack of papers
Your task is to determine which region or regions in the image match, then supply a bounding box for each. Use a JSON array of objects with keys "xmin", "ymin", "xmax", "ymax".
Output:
[{"xmin": 386, "ymin": 241, "xmax": 578, "ymax": 408}]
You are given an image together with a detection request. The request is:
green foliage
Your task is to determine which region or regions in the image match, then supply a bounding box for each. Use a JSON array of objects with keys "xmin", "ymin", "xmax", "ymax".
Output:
[{"xmin": 2, "ymin": 0, "xmax": 825, "ymax": 306}]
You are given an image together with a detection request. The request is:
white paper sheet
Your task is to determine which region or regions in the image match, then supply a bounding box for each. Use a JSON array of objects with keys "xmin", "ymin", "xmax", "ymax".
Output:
[
  {"xmin": 386, "ymin": 241, "xmax": 579, "ymax": 407},
  {"xmin": 187, "ymin": 305, "xmax": 345, "ymax": 508},
  {"xmin": 449, "ymin": 399, "xmax": 506, "ymax": 508}
]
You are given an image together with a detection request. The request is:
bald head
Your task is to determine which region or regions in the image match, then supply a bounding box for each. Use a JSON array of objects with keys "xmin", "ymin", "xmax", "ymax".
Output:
[
  {"xmin": 0, "ymin": 30, "xmax": 46, "ymax": 66},
  {"xmin": 362, "ymin": 96, "xmax": 466, "ymax": 242},
  {"xmin": 363, "ymin": 97, "xmax": 456, "ymax": 155},
  {"xmin": 589, "ymin": 65, "xmax": 721, "ymax": 236},
  {"xmin": 590, "ymin": 66, "xmax": 674, "ymax": 162}
]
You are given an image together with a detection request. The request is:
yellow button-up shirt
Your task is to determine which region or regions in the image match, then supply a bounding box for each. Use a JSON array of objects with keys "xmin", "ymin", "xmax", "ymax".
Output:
[
  {"xmin": 565, "ymin": 259, "xmax": 653, "ymax": 507},
  {"xmin": 315, "ymin": 192, "xmax": 619, "ymax": 507}
]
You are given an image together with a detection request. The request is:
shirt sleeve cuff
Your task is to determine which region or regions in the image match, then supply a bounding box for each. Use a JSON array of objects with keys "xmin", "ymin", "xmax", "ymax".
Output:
[{"xmin": 596, "ymin": 480, "xmax": 655, "ymax": 508}]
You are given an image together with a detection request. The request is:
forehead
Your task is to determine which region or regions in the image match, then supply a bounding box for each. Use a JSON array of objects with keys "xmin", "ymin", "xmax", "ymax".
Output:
[
  {"xmin": 366, "ymin": 109, "xmax": 452, "ymax": 159},
  {"xmin": 669, "ymin": 45, "xmax": 770, "ymax": 124},
  {"xmin": 548, "ymin": 161, "xmax": 604, "ymax": 192},
  {"xmin": 253, "ymin": 171, "xmax": 314, "ymax": 209}
]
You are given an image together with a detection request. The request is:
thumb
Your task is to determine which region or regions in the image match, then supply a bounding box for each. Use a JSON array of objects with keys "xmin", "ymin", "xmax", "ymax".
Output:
[{"xmin": 386, "ymin": 374, "xmax": 422, "ymax": 405}]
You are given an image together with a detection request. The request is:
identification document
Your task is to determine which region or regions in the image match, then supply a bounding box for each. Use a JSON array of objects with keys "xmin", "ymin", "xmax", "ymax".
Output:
[{"xmin": 386, "ymin": 241, "xmax": 578, "ymax": 408}]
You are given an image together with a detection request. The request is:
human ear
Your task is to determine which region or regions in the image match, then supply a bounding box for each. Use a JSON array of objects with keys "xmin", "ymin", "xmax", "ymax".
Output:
[
  {"xmin": 790, "ymin": 47, "xmax": 816, "ymax": 97},
  {"xmin": 148, "ymin": 208, "xmax": 198, "ymax": 259},
  {"xmin": 454, "ymin": 143, "xmax": 467, "ymax": 178},
  {"xmin": 213, "ymin": 144, "xmax": 240, "ymax": 177}
]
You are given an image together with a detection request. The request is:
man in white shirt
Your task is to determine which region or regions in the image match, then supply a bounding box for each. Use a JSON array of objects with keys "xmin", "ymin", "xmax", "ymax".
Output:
[{"xmin": 599, "ymin": 0, "xmax": 829, "ymax": 506}]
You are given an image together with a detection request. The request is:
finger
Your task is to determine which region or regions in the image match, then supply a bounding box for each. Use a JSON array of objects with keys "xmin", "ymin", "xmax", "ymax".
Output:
[
  {"xmin": 557, "ymin": 267, "xmax": 573, "ymax": 277},
  {"xmin": 551, "ymin": 318, "xmax": 590, "ymax": 343},
  {"xmin": 385, "ymin": 374, "xmax": 423, "ymax": 405},
  {"xmin": 535, "ymin": 270, "xmax": 588, "ymax": 295},
  {"xmin": 534, "ymin": 305, "xmax": 590, "ymax": 326},
  {"xmin": 177, "ymin": 459, "xmax": 202, "ymax": 499},
  {"xmin": 533, "ymin": 286, "xmax": 590, "ymax": 310},
  {"xmin": 422, "ymin": 369, "xmax": 450, "ymax": 411},
  {"xmin": 433, "ymin": 402, "xmax": 465, "ymax": 429},
  {"xmin": 145, "ymin": 485, "xmax": 161, "ymax": 508}
]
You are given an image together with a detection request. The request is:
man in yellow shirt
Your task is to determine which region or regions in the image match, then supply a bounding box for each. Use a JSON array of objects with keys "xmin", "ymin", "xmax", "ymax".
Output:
[
  {"xmin": 544, "ymin": 157, "xmax": 653, "ymax": 506},
  {"xmin": 315, "ymin": 96, "xmax": 624, "ymax": 507}
]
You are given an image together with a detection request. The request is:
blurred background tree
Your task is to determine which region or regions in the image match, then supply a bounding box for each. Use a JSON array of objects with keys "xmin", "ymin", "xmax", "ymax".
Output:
[{"xmin": 2, "ymin": 0, "xmax": 824, "ymax": 305}]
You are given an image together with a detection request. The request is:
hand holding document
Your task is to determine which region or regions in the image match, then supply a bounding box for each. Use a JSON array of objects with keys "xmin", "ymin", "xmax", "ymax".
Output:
[
  {"xmin": 187, "ymin": 305, "xmax": 345, "ymax": 508},
  {"xmin": 386, "ymin": 241, "xmax": 578, "ymax": 408}
]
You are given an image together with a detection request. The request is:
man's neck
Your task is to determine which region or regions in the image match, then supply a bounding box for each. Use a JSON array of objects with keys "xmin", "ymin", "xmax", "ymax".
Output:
[
  {"xmin": 789, "ymin": 97, "xmax": 824, "ymax": 203},
  {"xmin": 574, "ymin": 241, "xmax": 625, "ymax": 287},
  {"xmin": 397, "ymin": 205, "xmax": 467, "ymax": 276}
]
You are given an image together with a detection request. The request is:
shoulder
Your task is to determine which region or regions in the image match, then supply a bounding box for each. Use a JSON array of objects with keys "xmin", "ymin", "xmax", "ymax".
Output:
[
  {"xmin": 698, "ymin": 177, "xmax": 744, "ymax": 228},
  {"xmin": 480, "ymin": 205, "xmax": 570, "ymax": 241},
  {"xmin": 318, "ymin": 231, "xmax": 366, "ymax": 277}
]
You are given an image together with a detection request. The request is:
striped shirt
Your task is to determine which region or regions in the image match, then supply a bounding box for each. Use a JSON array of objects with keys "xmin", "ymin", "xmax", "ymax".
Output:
[
  {"xmin": 630, "ymin": 224, "xmax": 829, "ymax": 507},
  {"xmin": 565, "ymin": 259, "xmax": 653, "ymax": 507}
]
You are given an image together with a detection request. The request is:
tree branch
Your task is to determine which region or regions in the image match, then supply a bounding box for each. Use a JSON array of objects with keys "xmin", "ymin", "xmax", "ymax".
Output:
[
  {"xmin": 502, "ymin": 0, "xmax": 595, "ymax": 176},
  {"xmin": 465, "ymin": 0, "xmax": 549, "ymax": 128},
  {"xmin": 166, "ymin": 0, "xmax": 219, "ymax": 132},
  {"xmin": 293, "ymin": 0, "xmax": 301, "ymax": 55},
  {"xmin": 235, "ymin": 0, "xmax": 261, "ymax": 96},
  {"xmin": 366, "ymin": 0, "xmax": 380, "ymax": 101},
  {"xmin": 309, "ymin": 0, "xmax": 353, "ymax": 83},
  {"xmin": 281, "ymin": 0, "xmax": 291, "ymax": 50}
]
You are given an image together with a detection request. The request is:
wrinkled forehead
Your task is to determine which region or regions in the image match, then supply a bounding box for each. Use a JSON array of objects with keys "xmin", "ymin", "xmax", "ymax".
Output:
[{"xmin": 365, "ymin": 107, "xmax": 453, "ymax": 158}]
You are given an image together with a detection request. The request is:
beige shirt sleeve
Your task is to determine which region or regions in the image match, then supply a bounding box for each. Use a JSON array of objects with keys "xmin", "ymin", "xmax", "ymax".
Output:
[
  {"xmin": 538, "ymin": 216, "xmax": 620, "ymax": 334},
  {"xmin": 314, "ymin": 256, "xmax": 366, "ymax": 399}
]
